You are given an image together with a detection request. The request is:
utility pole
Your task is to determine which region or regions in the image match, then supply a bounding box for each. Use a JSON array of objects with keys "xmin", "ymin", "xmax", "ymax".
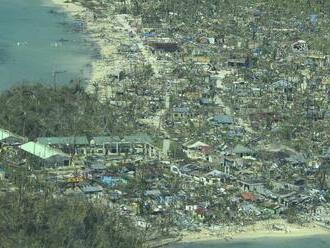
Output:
[{"xmin": 52, "ymin": 69, "xmax": 67, "ymax": 90}]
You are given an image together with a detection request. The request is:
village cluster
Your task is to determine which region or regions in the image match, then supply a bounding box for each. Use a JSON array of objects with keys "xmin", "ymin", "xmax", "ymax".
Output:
[{"xmin": 1, "ymin": 0, "xmax": 330, "ymax": 241}]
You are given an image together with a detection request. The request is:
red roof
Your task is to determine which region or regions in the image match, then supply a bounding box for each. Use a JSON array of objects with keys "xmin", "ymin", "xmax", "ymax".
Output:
[{"xmin": 241, "ymin": 192, "xmax": 256, "ymax": 201}]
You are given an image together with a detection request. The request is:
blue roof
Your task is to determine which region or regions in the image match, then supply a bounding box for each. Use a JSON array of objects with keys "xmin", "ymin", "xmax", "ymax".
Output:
[
  {"xmin": 200, "ymin": 98, "xmax": 210, "ymax": 104},
  {"xmin": 310, "ymin": 14, "xmax": 318, "ymax": 24},
  {"xmin": 144, "ymin": 32, "xmax": 156, "ymax": 37},
  {"xmin": 144, "ymin": 190, "xmax": 161, "ymax": 196},
  {"xmin": 253, "ymin": 10, "xmax": 263, "ymax": 17},
  {"xmin": 227, "ymin": 130, "xmax": 243, "ymax": 137},
  {"xmin": 212, "ymin": 115, "xmax": 234, "ymax": 125},
  {"xmin": 183, "ymin": 36, "xmax": 194, "ymax": 42},
  {"xmin": 173, "ymin": 107, "xmax": 190, "ymax": 113},
  {"xmin": 101, "ymin": 176, "xmax": 127, "ymax": 186},
  {"xmin": 252, "ymin": 48, "xmax": 262, "ymax": 55},
  {"xmin": 273, "ymin": 80, "xmax": 292, "ymax": 89},
  {"xmin": 90, "ymin": 163, "xmax": 106, "ymax": 170}
]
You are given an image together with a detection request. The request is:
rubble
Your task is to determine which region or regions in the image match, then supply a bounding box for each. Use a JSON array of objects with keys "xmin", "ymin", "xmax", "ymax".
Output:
[{"xmin": 1, "ymin": 0, "xmax": 330, "ymax": 243}]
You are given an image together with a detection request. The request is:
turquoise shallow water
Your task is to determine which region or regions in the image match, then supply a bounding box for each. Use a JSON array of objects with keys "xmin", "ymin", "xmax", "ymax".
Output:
[
  {"xmin": 172, "ymin": 235, "xmax": 330, "ymax": 248},
  {"xmin": 0, "ymin": 0, "xmax": 94, "ymax": 90}
]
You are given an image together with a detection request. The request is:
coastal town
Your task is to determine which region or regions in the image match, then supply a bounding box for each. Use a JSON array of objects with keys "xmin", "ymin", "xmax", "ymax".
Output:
[{"xmin": 0, "ymin": 0, "xmax": 330, "ymax": 247}]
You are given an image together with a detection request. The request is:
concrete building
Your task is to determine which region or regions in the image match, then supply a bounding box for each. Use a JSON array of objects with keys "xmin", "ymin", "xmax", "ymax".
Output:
[{"xmin": 37, "ymin": 136, "xmax": 89, "ymax": 155}]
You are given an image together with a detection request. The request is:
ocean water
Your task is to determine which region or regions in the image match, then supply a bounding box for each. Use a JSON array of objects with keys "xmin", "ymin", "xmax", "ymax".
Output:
[
  {"xmin": 0, "ymin": 0, "xmax": 94, "ymax": 90},
  {"xmin": 172, "ymin": 235, "xmax": 330, "ymax": 248}
]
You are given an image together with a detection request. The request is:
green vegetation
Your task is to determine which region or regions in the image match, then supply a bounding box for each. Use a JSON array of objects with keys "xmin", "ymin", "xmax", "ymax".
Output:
[
  {"xmin": 0, "ymin": 84, "xmax": 141, "ymax": 139},
  {"xmin": 0, "ymin": 178, "xmax": 145, "ymax": 248},
  {"xmin": 0, "ymin": 195, "xmax": 145, "ymax": 248}
]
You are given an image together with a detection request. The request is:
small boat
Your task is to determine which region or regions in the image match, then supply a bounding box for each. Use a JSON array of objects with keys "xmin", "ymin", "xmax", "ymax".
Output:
[{"xmin": 58, "ymin": 38, "xmax": 69, "ymax": 42}]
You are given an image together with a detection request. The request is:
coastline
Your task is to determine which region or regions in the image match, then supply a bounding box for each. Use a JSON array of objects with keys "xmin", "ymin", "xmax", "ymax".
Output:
[
  {"xmin": 47, "ymin": 0, "xmax": 161, "ymax": 101},
  {"xmin": 47, "ymin": 0, "xmax": 130, "ymax": 100},
  {"xmin": 44, "ymin": 0, "xmax": 85, "ymax": 14},
  {"xmin": 40, "ymin": 2, "xmax": 330, "ymax": 245},
  {"xmin": 46, "ymin": 0, "xmax": 98, "ymax": 91},
  {"xmin": 178, "ymin": 219, "xmax": 329, "ymax": 244}
]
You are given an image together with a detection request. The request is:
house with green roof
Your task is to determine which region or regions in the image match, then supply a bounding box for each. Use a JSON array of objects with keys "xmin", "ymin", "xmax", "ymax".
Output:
[
  {"xmin": 19, "ymin": 142, "xmax": 70, "ymax": 167},
  {"xmin": 91, "ymin": 136, "xmax": 121, "ymax": 146},
  {"xmin": 0, "ymin": 128, "xmax": 27, "ymax": 145},
  {"xmin": 37, "ymin": 136, "xmax": 89, "ymax": 146},
  {"xmin": 37, "ymin": 136, "xmax": 89, "ymax": 155}
]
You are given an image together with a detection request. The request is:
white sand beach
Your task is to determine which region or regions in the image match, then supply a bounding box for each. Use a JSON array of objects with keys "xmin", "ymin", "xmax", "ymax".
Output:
[{"xmin": 179, "ymin": 219, "xmax": 329, "ymax": 243}]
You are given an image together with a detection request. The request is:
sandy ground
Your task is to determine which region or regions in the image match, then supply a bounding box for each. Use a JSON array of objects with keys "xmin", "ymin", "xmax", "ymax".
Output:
[
  {"xmin": 179, "ymin": 219, "xmax": 329, "ymax": 243},
  {"xmin": 49, "ymin": 0, "xmax": 111, "ymax": 99},
  {"xmin": 48, "ymin": 0, "xmax": 163, "ymax": 102}
]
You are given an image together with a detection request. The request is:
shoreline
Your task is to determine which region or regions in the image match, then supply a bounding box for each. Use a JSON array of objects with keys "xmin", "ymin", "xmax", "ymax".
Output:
[
  {"xmin": 179, "ymin": 228, "xmax": 329, "ymax": 244},
  {"xmin": 47, "ymin": 0, "xmax": 127, "ymax": 100},
  {"xmin": 45, "ymin": 0, "xmax": 86, "ymax": 16},
  {"xmin": 178, "ymin": 219, "xmax": 329, "ymax": 244},
  {"xmin": 46, "ymin": 0, "xmax": 100, "ymax": 93},
  {"xmin": 40, "ymin": 2, "xmax": 330, "ymax": 245},
  {"xmin": 47, "ymin": 0, "xmax": 161, "ymax": 101}
]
